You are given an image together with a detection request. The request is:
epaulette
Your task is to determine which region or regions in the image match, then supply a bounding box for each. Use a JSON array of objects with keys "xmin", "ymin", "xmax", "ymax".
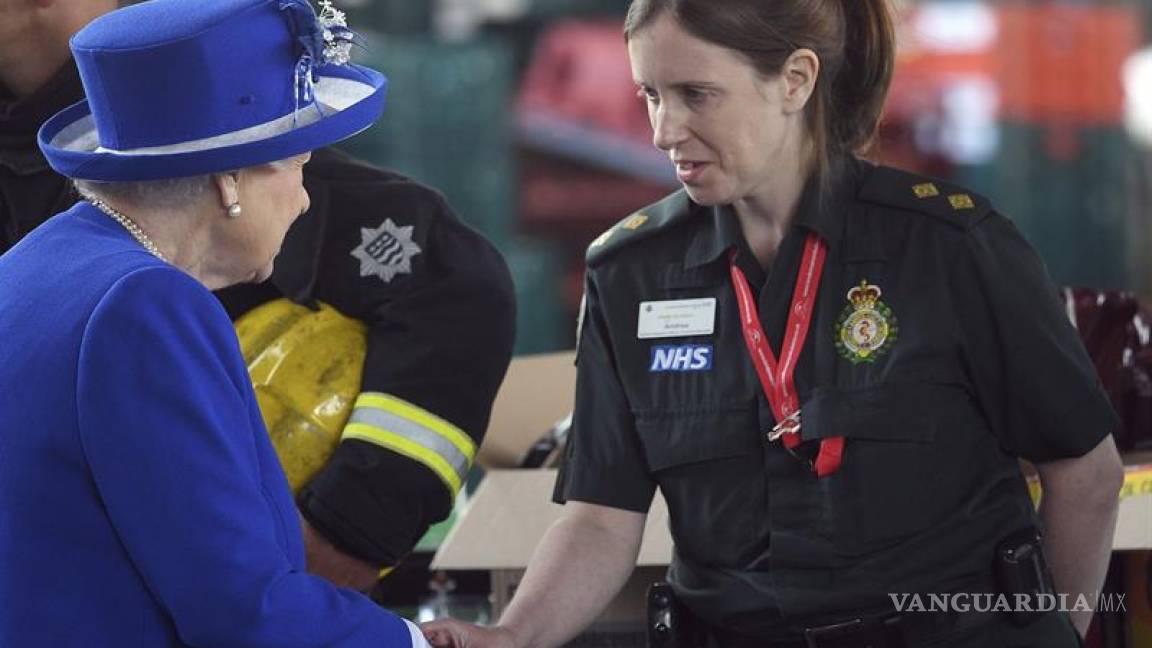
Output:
[
  {"xmin": 585, "ymin": 190, "xmax": 693, "ymax": 267},
  {"xmin": 857, "ymin": 165, "xmax": 993, "ymax": 231}
]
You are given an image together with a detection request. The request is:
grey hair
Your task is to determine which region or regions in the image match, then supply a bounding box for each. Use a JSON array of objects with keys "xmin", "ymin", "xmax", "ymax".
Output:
[
  {"xmin": 73, "ymin": 158, "xmax": 299, "ymax": 208},
  {"xmin": 73, "ymin": 175, "xmax": 212, "ymax": 211}
]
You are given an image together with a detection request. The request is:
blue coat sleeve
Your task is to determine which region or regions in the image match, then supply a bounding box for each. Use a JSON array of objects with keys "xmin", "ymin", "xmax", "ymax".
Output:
[{"xmin": 75, "ymin": 266, "xmax": 419, "ymax": 648}]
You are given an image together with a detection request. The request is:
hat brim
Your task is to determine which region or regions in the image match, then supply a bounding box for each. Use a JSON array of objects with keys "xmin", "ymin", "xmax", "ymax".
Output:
[{"xmin": 38, "ymin": 64, "xmax": 387, "ymax": 181}]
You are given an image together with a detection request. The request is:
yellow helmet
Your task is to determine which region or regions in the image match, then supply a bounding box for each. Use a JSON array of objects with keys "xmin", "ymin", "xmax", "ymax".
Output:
[{"xmin": 234, "ymin": 298, "xmax": 367, "ymax": 492}]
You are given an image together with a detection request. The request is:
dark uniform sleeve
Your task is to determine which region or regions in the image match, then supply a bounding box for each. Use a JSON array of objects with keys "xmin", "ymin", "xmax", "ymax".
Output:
[
  {"xmin": 553, "ymin": 272, "xmax": 656, "ymax": 513},
  {"xmin": 297, "ymin": 157, "xmax": 516, "ymax": 566},
  {"xmin": 950, "ymin": 211, "xmax": 1120, "ymax": 462}
]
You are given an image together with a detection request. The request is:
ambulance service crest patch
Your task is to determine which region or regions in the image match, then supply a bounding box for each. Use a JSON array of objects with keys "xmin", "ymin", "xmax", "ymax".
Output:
[
  {"xmin": 834, "ymin": 280, "xmax": 898, "ymax": 364},
  {"xmin": 351, "ymin": 219, "xmax": 422, "ymax": 284}
]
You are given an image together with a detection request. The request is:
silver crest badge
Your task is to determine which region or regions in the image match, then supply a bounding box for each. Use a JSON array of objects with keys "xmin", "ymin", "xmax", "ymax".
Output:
[{"xmin": 351, "ymin": 219, "xmax": 422, "ymax": 283}]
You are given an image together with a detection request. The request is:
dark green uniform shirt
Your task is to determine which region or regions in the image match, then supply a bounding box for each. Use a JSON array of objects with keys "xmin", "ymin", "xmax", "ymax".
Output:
[{"xmin": 554, "ymin": 157, "xmax": 1118, "ymax": 634}]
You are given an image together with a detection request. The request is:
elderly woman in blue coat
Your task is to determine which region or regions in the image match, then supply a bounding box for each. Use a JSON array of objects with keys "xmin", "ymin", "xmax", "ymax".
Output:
[{"xmin": 0, "ymin": 1, "xmax": 429, "ymax": 646}]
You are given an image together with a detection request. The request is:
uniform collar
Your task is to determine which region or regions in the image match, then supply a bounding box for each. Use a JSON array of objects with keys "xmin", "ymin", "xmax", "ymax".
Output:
[
  {"xmin": 682, "ymin": 157, "xmax": 857, "ymax": 270},
  {"xmin": 683, "ymin": 203, "xmax": 744, "ymax": 269}
]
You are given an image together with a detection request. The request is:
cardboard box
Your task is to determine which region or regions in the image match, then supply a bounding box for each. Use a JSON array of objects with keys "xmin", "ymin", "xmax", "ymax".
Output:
[
  {"xmin": 433, "ymin": 468, "xmax": 672, "ymax": 626},
  {"xmin": 444, "ymin": 352, "xmax": 664, "ymax": 630},
  {"xmin": 478, "ymin": 351, "xmax": 576, "ymax": 470}
]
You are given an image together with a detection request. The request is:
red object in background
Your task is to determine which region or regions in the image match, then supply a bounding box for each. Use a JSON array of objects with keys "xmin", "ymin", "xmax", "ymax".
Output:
[
  {"xmin": 521, "ymin": 6, "xmax": 1146, "ymax": 153},
  {"xmin": 521, "ymin": 165, "xmax": 669, "ymax": 227},
  {"xmin": 997, "ymin": 5, "xmax": 1142, "ymax": 127},
  {"xmin": 886, "ymin": 34, "xmax": 995, "ymax": 124},
  {"xmin": 519, "ymin": 153, "xmax": 669, "ymax": 314},
  {"xmin": 517, "ymin": 19, "xmax": 651, "ymax": 142},
  {"xmin": 1064, "ymin": 288, "xmax": 1152, "ymax": 452},
  {"xmin": 884, "ymin": 3, "xmax": 1144, "ymax": 167},
  {"xmin": 516, "ymin": 20, "xmax": 674, "ymax": 320}
]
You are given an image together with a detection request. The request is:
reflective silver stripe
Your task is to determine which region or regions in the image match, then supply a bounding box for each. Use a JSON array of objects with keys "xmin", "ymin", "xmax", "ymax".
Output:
[{"xmin": 348, "ymin": 407, "xmax": 471, "ymax": 484}]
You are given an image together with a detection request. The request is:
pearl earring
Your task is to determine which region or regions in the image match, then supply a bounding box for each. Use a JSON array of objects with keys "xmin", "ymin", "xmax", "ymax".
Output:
[{"xmin": 227, "ymin": 203, "xmax": 242, "ymax": 218}]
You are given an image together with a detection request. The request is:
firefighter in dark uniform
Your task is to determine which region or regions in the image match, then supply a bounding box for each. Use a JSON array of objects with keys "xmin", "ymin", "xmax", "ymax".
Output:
[
  {"xmin": 218, "ymin": 147, "xmax": 517, "ymax": 590},
  {"xmin": 0, "ymin": 0, "xmax": 515, "ymax": 592},
  {"xmin": 422, "ymin": 1, "xmax": 1122, "ymax": 647}
]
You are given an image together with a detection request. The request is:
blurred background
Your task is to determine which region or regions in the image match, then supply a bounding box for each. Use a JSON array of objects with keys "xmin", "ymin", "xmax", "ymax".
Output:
[{"xmin": 333, "ymin": 0, "xmax": 1152, "ymax": 358}]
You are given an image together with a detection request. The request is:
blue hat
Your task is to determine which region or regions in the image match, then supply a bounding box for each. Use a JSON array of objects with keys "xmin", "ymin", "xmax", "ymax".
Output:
[{"xmin": 38, "ymin": 0, "xmax": 387, "ymax": 181}]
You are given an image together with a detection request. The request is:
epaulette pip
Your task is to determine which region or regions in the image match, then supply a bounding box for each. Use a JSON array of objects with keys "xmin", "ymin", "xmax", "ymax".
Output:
[
  {"xmin": 857, "ymin": 165, "xmax": 992, "ymax": 231},
  {"xmin": 585, "ymin": 190, "xmax": 693, "ymax": 267}
]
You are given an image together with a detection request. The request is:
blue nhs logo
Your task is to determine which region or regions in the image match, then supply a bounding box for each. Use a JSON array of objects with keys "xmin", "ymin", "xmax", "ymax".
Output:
[{"xmin": 649, "ymin": 344, "xmax": 713, "ymax": 372}]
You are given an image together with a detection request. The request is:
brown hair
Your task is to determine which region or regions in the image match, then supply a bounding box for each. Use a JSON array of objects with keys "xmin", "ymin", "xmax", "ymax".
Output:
[{"xmin": 624, "ymin": 0, "xmax": 895, "ymax": 189}]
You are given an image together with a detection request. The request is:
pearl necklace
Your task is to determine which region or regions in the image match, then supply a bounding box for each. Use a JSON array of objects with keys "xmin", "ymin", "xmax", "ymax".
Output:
[{"xmin": 88, "ymin": 198, "xmax": 168, "ymax": 263}]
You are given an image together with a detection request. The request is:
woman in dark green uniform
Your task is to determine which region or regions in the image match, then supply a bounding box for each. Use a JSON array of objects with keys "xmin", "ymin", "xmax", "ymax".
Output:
[{"xmin": 424, "ymin": 1, "xmax": 1123, "ymax": 646}]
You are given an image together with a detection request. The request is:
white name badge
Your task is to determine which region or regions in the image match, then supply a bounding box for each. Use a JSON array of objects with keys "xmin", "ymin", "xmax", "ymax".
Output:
[{"xmin": 637, "ymin": 298, "xmax": 716, "ymax": 339}]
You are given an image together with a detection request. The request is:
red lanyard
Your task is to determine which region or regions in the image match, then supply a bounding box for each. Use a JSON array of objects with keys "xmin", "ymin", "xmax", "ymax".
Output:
[{"xmin": 729, "ymin": 233, "xmax": 843, "ymax": 477}]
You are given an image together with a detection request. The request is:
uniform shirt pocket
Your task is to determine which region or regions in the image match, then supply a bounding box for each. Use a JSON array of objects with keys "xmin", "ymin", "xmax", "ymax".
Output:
[
  {"xmin": 634, "ymin": 405, "xmax": 769, "ymax": 566},
  {"xmin": 801, "ymin": 384, "xmax": 942, "ymax": 556},
  {"xmin": 634, "ymin": 405, "xmax": 760, "ymax": 471}
]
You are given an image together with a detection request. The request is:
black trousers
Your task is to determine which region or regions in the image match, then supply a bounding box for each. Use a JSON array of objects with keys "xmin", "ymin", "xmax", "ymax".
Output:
[
  {"xmin": 701, "ymin": 611, "xmax": 1082, "ymax": 648},
  {"xmin": 925, "ymin": 610, "xmax": 1083, "ymax": 648}
]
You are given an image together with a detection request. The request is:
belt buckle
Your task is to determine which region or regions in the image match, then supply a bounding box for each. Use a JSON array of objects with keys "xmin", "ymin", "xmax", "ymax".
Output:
[
  {"xmin": 802, "ymin": 618, "xmax": 865, "ymax": 648},
  {"xmin": 767, "ymin": 411, "xmax": 801, "ymax": 442}
]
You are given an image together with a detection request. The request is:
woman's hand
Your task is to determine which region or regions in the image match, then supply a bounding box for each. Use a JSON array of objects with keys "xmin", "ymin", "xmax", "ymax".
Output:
[{"xmin": 421, "ymin": 619, "xmax": 519, "ymax": 648}]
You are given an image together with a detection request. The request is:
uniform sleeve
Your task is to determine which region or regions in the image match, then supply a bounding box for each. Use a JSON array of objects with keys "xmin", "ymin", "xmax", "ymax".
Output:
[
  {"xmin": 76, "ymin": 267, "xmax": 416, "ymax": 648},
  {"xmin": 299, "ymin": 178, "xmax": 516, "ymax": 566},
  {"xmin": 553, "ymin": 272, "xmax": 656, "ymax": 513},
  {"xmin": 950, "ymin": 212, "xmax": 1120, "ymax": 462}
]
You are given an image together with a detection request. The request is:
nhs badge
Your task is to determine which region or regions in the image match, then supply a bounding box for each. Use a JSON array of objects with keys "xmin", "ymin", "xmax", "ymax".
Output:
[{"xmin": 649, "ymin": 345, "xmax": 713, "ymax": 372}]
